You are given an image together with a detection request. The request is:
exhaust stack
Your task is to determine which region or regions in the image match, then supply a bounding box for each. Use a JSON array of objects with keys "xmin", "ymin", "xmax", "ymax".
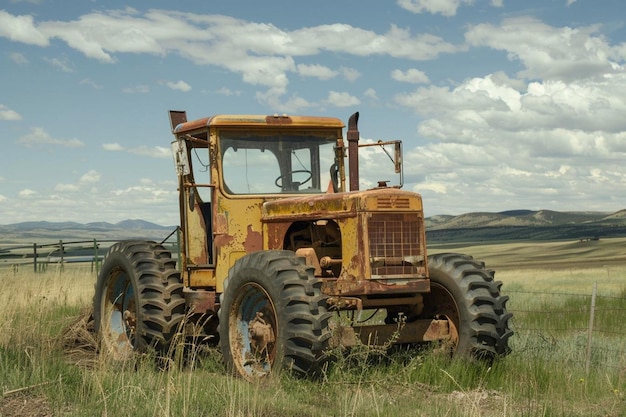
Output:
[{"xmin": 347, "ymin": 112, "xmax": 360, "ymax": 191}]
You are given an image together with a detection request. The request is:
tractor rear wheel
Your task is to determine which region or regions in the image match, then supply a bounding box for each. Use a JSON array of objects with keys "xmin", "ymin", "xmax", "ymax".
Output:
[
  {"xmin": 425, "ymin": 253, "xmax": 513, "ymax": 359},
  {"xmin": 218, "ymin": 250, "xmax": 332, "ymax": 380},
  {"xmin": 93, "ymin": 241, "xmax": 185, "ymax": 360}
]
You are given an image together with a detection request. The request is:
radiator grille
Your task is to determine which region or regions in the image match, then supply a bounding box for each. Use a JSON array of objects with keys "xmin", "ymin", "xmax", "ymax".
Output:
[
  {"xmin": 368, "ymin": 213, "xmax": 423, "ymax": 277},
  {"xmin": 377, "ymin": 197, "xmax": 410, "ymax": 209}
]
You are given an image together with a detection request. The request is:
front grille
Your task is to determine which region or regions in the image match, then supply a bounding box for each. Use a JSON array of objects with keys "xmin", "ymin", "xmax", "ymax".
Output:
[
  {"xmin": 368, "ymin": 213, "xmax": 424, "ymax": 277},
  {"xmin": 377, "ymin": 196, "xmax": 411, "ymax": 209}
]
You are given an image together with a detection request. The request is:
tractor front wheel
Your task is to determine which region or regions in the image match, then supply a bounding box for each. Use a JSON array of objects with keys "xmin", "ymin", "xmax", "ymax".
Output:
[{"xmin": 218, "ymin": 250, "xmax": 332, "ymax": 380}]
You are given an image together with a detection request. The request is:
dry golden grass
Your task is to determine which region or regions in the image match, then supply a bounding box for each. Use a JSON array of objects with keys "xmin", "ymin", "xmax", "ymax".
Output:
[
  {"xmin": 1, "ymin": 239, "xmax": 625, "ymax": 417},
  {"xmin": 0, "ymin": 265, "xmax": 94, "ymax": 309},
  {"xmin": 0, "ymin": 265, "xmax": 95, "ymax": 350}
]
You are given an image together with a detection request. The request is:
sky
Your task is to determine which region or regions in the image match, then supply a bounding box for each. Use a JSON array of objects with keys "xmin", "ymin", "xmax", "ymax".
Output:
[{"xmin": 1, "ymin": 0, "xmax": 626, "ymax": 226}]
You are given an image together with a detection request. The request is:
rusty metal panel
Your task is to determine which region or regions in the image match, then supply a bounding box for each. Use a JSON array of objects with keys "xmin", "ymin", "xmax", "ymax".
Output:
[
  {"xmin": 173, "ymin": 117, "xmax": 210, "ymax": 134},
  {"xmin": 188, "ymin": 269, "xmax": 216, "ymax": 288},
  {"xmin": 183, "ymin": 288, "xmax": 217, "ymax": 314},
  {"xmin": 322, "ymin": 278, "xmax": 430, "ymax": 297},
  {"xmin": 185, "ymin": 199, "xmax": 209, "ymax": 266},
  {"xmin": 355, "ymin": 318, "xmax": 450, "ymax": 346},
  {"xmin": 262, "ymin": 192, "xmax": 356, "ymax": 221},
  {"xmin": 213, "ymin": 193, "xmax": 265, "ymax": 292},
  {"xmin": 205, "ymin": 114, "xmax": 344, "ymax": 128}
]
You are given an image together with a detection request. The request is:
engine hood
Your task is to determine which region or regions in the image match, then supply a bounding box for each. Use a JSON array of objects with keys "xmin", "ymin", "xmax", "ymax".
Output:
[{"xmin": 262, "ymin": 188, "xmax": 423, "ymax": 222}]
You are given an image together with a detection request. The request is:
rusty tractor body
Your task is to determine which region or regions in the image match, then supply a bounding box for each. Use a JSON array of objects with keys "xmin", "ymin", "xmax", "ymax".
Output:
[{"xmin": 93, "ymin": 110, "xmax": 512, "ymax": 379}]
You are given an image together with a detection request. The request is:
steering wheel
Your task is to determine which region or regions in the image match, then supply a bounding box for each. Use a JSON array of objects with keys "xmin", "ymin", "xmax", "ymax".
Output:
[{"xmin": 274, "ymin": 169, "xmax": 312, "ymax": 191}]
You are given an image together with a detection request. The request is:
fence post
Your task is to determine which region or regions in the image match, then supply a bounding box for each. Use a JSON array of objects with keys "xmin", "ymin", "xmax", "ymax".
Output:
[
  {"xmin": 59, "ymin": 240, "xmax": 64, "ymax": 272},
  {"xmin": 33, "ymin": 243, "xmax": 38, "ymax": 273},
  {"xmin": 585, "ymin": 282, "xmax": 597, "ymax": 375}
]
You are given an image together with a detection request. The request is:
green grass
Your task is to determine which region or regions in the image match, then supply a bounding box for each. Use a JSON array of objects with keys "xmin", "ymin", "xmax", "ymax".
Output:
[{"xmin": 2, "ymin": 239, "xmax": 626, "ymax": 416}]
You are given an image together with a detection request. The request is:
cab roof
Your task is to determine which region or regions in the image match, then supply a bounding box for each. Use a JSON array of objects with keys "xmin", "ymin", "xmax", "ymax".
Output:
[{"xmin": 172, "ymin": 113, "xmax": 345, "ymax": 135}]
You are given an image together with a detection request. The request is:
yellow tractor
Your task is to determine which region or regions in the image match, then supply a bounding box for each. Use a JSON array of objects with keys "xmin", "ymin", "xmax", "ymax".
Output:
[{"xmin": 93, "ymin": 110, "xmax": 512, "ymax": 379}]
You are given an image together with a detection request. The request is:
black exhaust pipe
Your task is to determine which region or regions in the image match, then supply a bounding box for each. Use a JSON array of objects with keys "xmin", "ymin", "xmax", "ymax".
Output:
[{"xmin": 347, "ymin": 112, "xmax": 359, "ymax": 191}]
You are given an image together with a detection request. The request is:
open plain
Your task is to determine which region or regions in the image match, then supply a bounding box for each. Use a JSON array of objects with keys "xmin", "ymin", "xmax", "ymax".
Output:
[{"xmin": 1, "ymin": 237, "xmax": 625, "ymax": 416}]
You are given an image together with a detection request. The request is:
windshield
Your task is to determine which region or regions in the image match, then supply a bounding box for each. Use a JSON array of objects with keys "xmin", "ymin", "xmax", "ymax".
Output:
[{"xmin": 220, "ymin": 132, "xmax": 336, "ymax": 195}]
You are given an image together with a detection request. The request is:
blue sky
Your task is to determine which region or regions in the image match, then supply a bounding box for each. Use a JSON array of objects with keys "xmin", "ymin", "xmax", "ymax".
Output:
[{"xmin": 1, "ymin": 0, "xmax": 626, "ymax": 226}]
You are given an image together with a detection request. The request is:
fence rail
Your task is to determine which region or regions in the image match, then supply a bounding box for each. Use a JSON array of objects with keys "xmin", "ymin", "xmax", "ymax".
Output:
[{"xmin": 0, "ymin": 231, "xmax": 179, "ymax": 274}]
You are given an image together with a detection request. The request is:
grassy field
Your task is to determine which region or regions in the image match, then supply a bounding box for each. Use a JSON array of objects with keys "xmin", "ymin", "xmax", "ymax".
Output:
[{"xmin": 1, "ymin": 238, "xmax": 625, "ymax": 416}]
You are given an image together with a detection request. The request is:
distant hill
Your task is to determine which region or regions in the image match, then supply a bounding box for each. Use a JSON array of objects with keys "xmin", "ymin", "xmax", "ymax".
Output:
[
  {"xmin": 0, "ymin": 219, "xmax": 175, "ymax": 243},
  {"xmin": 426, "ymin": 209, "xmax": 626, "ymax": 242},
  {"xmin": 2, "ymin": 209, "xmax": 626, "ymax": 244}
]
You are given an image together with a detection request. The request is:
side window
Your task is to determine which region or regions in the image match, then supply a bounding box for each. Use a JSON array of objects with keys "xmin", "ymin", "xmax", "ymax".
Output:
[
  {"xmin": 192, "ymin": 147, "xmax": 212, "ymax": 202},
  {"xmin": 222, "ymin": 147, "xmax": 280, "ymax": 194}
]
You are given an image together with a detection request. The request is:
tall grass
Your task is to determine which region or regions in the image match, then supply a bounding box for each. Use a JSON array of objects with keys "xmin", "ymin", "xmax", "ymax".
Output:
[{"xmin": 1, "ymin": 256, "xmax": 625, "ymax": 416}]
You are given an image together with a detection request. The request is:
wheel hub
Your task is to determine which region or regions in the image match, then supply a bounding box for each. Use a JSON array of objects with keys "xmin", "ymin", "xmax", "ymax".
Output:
[{"xmin": 248, "ymin": 312, "xmax": 275, "ymax": 354}]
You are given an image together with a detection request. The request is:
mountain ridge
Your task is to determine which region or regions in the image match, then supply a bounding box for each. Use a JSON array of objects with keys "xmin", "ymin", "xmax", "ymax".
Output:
[
  {"xmin": 425, "ymin": 209, "xmax": 626, "ymax": 242},
  {"xmin": 424, "ymin": 209, "xmax": 621, "ymax": 230},
  {"xmin": 2, "ymin": 209, "xmax": 626, "ymax": 243},
  {"xmin": 0, "ymin": 219, "xmax": 175, "ymax": 243}
]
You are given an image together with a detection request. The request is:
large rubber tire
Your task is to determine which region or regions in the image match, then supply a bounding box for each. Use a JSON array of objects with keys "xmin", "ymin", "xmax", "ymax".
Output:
[
  {"xmin": 425, "ymin": 253, "xmax": 513, "ymax": 359},
  {"xmin": 93, "ymin": 241, "xmax": 185, "ymax": 360},
  {"xmin": 218, "ymin": 250, "xmax": 332, "ymax": 380}
]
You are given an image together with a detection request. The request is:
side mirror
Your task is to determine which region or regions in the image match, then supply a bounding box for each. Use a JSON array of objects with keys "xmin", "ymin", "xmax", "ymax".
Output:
[
  {"xmin": 171, "ymin": 139, "xmax": 190, "ymax": 176},
  {"xmin": 394, "ymin": 141, "xmax": 402, "ymax": 174}
]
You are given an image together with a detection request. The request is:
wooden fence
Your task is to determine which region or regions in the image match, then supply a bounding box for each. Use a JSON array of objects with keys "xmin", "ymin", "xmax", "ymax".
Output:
[{"xmin": 0, "ymin": 229, "xmax": 179, "ymax": 274}]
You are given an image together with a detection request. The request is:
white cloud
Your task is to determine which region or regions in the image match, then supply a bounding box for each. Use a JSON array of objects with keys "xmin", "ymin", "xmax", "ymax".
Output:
[
  {"xmin": 51, "ymin": 170, "xmax": 100, "ymax": 194},
  {"xmin": 256, "ymin": 90, "xmax": 312, "ymax": 113},
  {"xmin": 364, "ymin": 88, "xmax": 378, "ymax": 100},
  {"xmin": 54, "ymin": 183, "xmax": 80, "ymax": 192},
  {"xmin": 102, "ymin": 143, "xmax": 124, "ymax": 151},
  {"xmin": 465, "ymin": 17, "xmax": 618, "ymax": 81},
  {"xmin": 340, "ymin": 67, "xmax": 361, "ymax": 82},
  {"xmin": 325, "ymin": 91, "xmax": 361, "ymax": 107},
  {"xmin": 0, "ymin": 104, "xmax": 22, "ymax": 120},
  {"xmin": 18, "ymin": 189, "xmax": 36, "ymax": 197},
  {"xmin": 297, "ymin": 63, "xmax": 337, "ymax": 80},
  {"xmin": 9, "ymin": 52, "xmax": 28, "ymax": 65},
  {"xmin": 79, "ymin": 170, "xmax": 101, "ymax": 184},
  {"xmin": 390, "ymin": 66, "xmax": 626, "ymax": 215},
  {"xmin": 44, "ymin": 56, "xmax": 74, "ymax": 72},
  {"xmin": 102, "ymin": 142, "xmax": 170, "ymax": 158},
  {"xmin": 165, "ymin": 79, "xmax": 192, "ymax": 92},
  {"xmin": 0, "ymin": 9, "xmax": 458, "ymax": 103},
  {"xmin": 0, "ymin": 10, "xmax": 48, "ymax": 45},
  {"xmin": 391, "ymin": 68, "xmax": 429, "ymax": 84},
  {"xmin": 397, "ymin": 0, "xmax": 471, "ymax": 16},
  {"xmin": 16, "ymin": 127, "xmax": 84, "ymax": 147},
  {"xmin": 216, "ymin": 87, "xmax": 241, "ymax": 96}
]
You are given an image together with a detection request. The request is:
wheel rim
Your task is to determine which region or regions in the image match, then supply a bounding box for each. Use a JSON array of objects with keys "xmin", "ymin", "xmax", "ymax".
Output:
[
  {"xmin": 429, "ymin": 282, "xmax": 460, "ymax": 350},
  {"xmin": 228, "ymin": 282, "xmax": 278, "ymax": 379},
  {"xmin": 102, "ymin": 268, "xmax": 137, "ymax": 358}
]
